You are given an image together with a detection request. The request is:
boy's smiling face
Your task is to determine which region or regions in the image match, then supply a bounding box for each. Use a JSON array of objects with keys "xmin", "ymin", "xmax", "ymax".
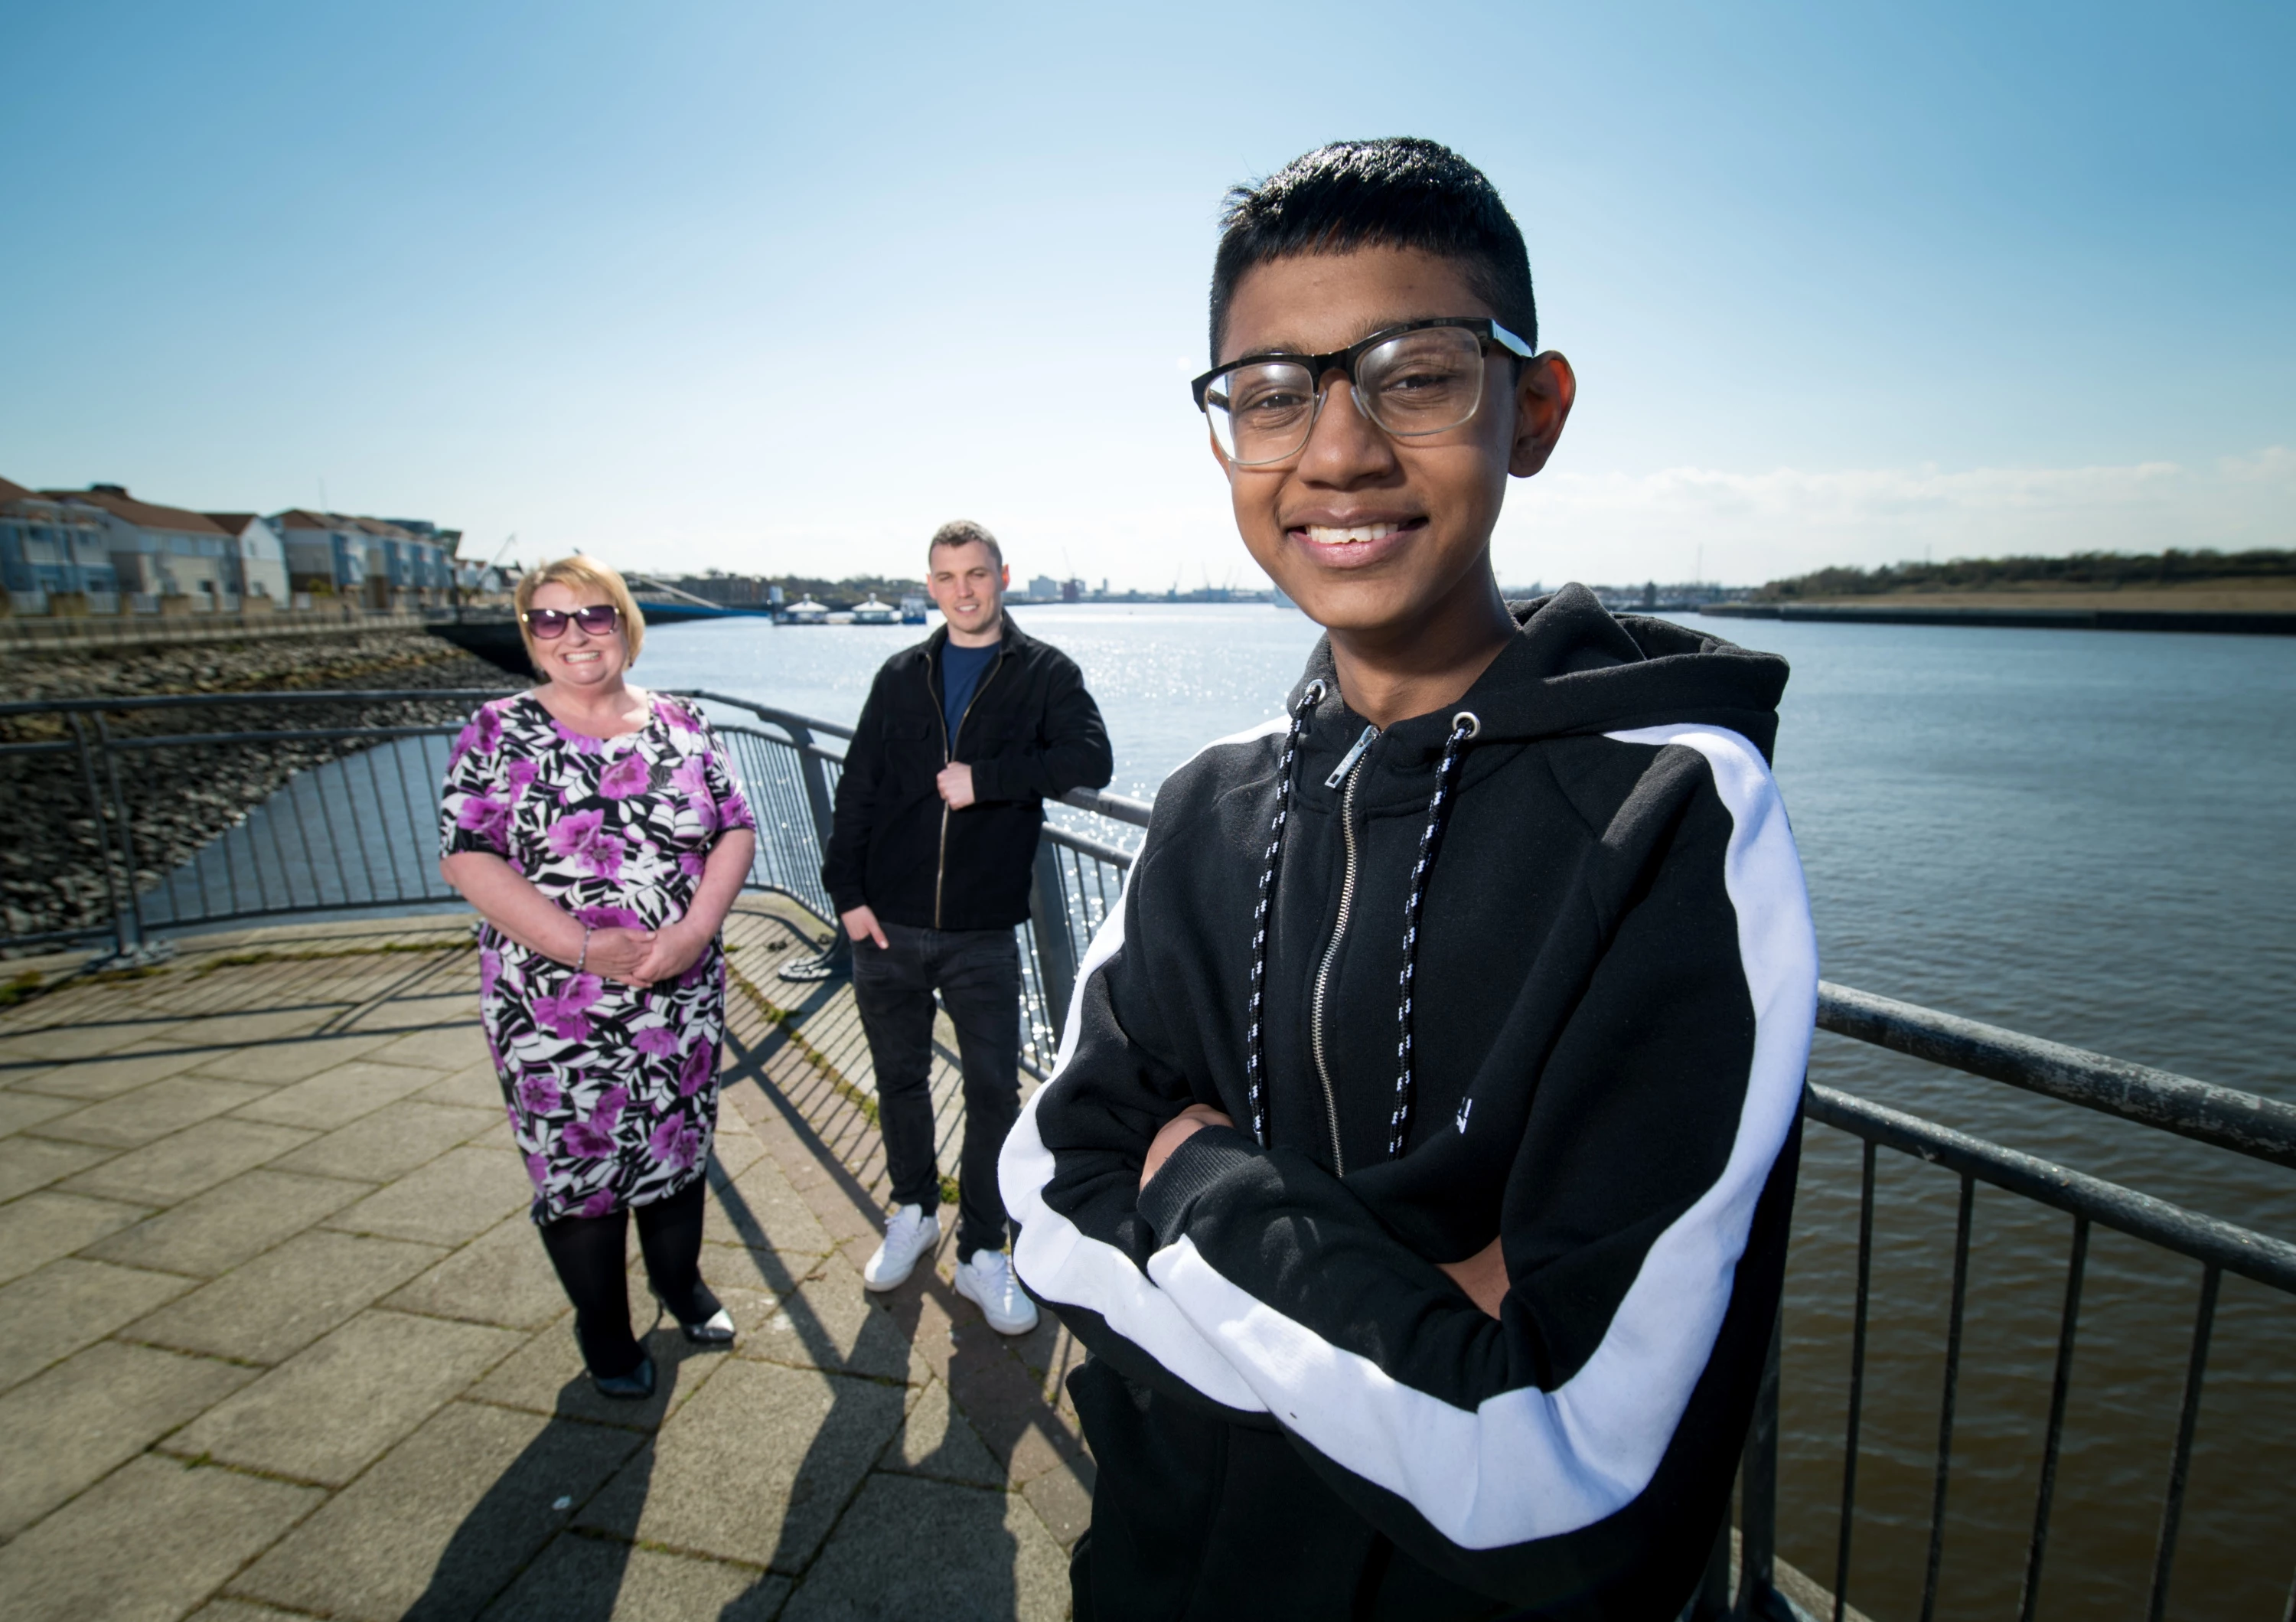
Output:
[{"xmin": 1215, "ymin": 245, "xmax": 1574, "ymax": 644}]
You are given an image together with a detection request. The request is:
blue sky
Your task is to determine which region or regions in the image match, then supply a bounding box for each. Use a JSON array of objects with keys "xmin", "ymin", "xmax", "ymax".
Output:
[{"xmin": 2, "ymin": 0, "xmax": 2288, "ymax": 588}]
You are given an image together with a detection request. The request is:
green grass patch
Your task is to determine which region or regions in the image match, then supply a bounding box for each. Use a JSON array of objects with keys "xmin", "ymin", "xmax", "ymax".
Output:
[
  {"xmin": 727, "ymin": 967, "xmax": 880, "ymax": 1127},
  {"xmin": 0, "ymin": 970, "xmax": 47, "ymax": 1008}
]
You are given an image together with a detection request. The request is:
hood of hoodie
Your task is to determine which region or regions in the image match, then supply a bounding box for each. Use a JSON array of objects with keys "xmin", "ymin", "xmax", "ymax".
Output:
[{"xmin": 1283, "ymin": 582, "xmax": 1790, "ymax": 769}]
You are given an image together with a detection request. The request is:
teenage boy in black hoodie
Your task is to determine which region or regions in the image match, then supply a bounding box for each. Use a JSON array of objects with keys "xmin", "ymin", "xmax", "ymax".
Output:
[{"xmin": 1000, "ymin": 139, "xmax": 1818, "ymax": 1620}]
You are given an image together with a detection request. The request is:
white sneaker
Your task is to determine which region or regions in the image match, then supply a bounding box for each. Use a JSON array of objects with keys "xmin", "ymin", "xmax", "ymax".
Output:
[
  {"xmin": 863, "ymin": 1204, "xmax": 940, "ymax": 1292},
  {"xmin": 954, "ymin": 1248, "xmax": 1039, "ymax": 1335}
]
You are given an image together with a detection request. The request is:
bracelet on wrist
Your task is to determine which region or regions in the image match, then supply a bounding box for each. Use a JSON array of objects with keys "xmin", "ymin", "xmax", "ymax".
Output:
[{"xmin": 576, "ymin": 925, "xmax": 592, "ymax": 974}]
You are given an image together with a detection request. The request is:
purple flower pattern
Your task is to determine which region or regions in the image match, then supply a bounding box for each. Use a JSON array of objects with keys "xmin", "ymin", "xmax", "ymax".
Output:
[
  {"xmin": 597, "ymin": 751, "xmax": 651, "ymax": 800},
  {"xmin": 438, "ymin": 693, "xmax": 746, "ymax": 1222},
  {"xmin": 543, "ymin": 810, "xmax": 626, "ymax": 881}
]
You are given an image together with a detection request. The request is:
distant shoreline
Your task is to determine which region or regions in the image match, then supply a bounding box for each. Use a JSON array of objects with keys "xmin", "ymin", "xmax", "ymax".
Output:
[{"xmin": 1704, "ymin": 595, "xmax": 2296, "ymax": 635}]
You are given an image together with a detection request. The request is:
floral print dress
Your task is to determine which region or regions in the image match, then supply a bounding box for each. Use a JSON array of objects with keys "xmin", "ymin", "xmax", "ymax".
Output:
[{"xmin": 439, "ymin": 692, "xmax": 757, "ymax": 1223}]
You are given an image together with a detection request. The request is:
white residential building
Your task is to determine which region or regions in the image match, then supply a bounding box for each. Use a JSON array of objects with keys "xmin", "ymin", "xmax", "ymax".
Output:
[{"xmin": 204, "ymin": 513, "xmax": 292, "ymax": 604}]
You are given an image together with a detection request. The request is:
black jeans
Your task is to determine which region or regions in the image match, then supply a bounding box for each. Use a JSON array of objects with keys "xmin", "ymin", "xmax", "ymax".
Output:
[{"xmin": 850, "ymin": 920, "xmax": 1022, "ymax": 1261}]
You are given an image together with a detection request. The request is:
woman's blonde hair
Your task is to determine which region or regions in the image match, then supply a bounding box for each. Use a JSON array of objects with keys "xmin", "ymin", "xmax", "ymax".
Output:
[{"xmin": 515, "ymin": 555, "xmax": 647, "ymax": 667}]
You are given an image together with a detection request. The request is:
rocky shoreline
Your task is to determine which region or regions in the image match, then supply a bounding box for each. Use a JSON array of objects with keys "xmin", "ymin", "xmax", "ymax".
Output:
[{"xmin": 4, "ymin": 628, "xmax": 523, "ymax": 949}]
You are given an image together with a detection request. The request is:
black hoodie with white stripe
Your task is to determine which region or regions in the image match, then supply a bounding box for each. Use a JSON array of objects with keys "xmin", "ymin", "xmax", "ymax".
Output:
[{"xmin": 1000, "ymin": 586, "xmax": 1817, "ymax": 1620}]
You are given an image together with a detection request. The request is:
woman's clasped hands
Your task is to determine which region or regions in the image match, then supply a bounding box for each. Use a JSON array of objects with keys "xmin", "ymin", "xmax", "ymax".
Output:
[{"xmin": 580, "ymin": 919, "xmax": 713, "ymax": 990}]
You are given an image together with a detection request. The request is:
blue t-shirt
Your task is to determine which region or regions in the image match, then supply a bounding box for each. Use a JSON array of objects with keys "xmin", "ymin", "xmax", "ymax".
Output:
[{"xmin": 939, "ymin": 639, "xmax": 1000, "ymax": 752}]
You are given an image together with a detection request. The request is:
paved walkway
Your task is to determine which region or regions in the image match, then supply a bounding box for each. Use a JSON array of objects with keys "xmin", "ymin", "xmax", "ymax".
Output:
[{"xmin": 0, "ymin": 899, "xmax": 1089, "ymax": 1621}]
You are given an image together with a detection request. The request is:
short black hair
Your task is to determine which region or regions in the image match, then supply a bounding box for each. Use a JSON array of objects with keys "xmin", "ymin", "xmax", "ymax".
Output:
[
  {"xmin": 928, "ymin": 519, "xmax": 1003, "ymax": 569},
  {"xmin": 1208, "ymin": 137, "xmax": 1536, "ymax": 363}
]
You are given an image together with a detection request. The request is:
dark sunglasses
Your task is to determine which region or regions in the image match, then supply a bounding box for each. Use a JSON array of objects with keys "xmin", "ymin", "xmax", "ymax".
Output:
[{"xmin": 520, "ymin": 604, "xmax": 621, "ymax": 639}]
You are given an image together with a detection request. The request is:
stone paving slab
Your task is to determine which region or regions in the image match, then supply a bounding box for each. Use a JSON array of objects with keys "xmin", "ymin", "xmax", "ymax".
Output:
[
  {"xmin": 269, "ymin": 1098, "xmax": 497, "ymax": 1182},
  {"xmin": 0, "ymin": 1454, "xmax": 325, "ymax": 1622},
  {"xmin": 577, "ymin": 1357, "xmax": 909, "ymax": 1571},
  {"xmin": 170, "ymin": 1309, "xmax": 526, "ymax": 1486},
  {"xmin": 59, "ymin": 1116, "xmax": 317, "ymax": 1206},
  {"xmin": 324, "ymin": 1144, "xmax": 533, "ymax": 1247},
  {"xmin": 780, "ymin": 1472, "xmax": 1071, "ymax": 1622},
  {"xmin": 467, "ymin": 1314, "xmax": 727, "ymax": 1431},
  {"xmin": 230, "ymin": 1059, "xmax": 448, "ymax": 1131},
  {"xmin": 229, "ymin": 1399, "xmax": 642, "ymax": 1620},
  {"xmin": 0, "ymin": 1189, "xmax": 148, "ymax": 1283},
  {"xmin": 9, "ymin": 1040, "xmax": 215, "ymax": 1101},
  {"xmin": 412, "ymin": 1059, "xmax": 507, "ymax": 1110},
  {"xmin": 127, "ymin": 1228, "xmax": 448, "ymax": 1363},
  {"xmin": 0, "ymin": 1088, "xmax": 84, "ymax": 1137},
  {"xmin": 0, "ymin": 1133, "xmax": 120, "ymax": 1203},
  {"xmin": 0, "ymin": 903, "xmax": 1092, "ymax": 1619},
  {"xmin": 32, "ymin": 1075, "xmax": 274, "ymax": 1150},
  {"xmin": 186, "ymin": 1030, "xmax": 400, "ymax": 1086},
  {"xmin": 380, "ymin": 1212, "xmax": 584, "ymax": 1330},
  {"xmin": 0, "ymin": 1341, "xmax": 256, "ymax": 1538},
  {"xmin": 0, "ymin": 1256, "xmax": 196, "ymax": 1392},
  {"xmin": 84, "ymin": 1168, "xmax": 372, "ymax": 1278},
  {"xmin": 480, "ymin": 1536, "xmax": 789, "ymax": 1621}
]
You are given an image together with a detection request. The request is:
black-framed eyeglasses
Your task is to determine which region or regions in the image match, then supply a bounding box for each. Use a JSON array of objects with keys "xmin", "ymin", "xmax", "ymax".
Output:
[
  {"xmin": 1189, "ymin": 317, "xmax": 1534, "ymax": 467},
  {"xmin": 521, "ymin": 604, "xmax": 620, "ymax": 639}
]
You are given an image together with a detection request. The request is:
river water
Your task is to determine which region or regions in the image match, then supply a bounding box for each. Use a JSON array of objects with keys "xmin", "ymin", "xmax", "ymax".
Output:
[{"xmin": 638, "ymin": 604, "xmax": 2296, "ymax": 1620}]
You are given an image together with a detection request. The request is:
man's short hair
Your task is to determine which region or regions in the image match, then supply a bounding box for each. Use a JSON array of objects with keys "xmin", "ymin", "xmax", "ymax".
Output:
[
  {"xmin": 928, "ymin": 520, "xmax": 1003, "ymax": 569},
  {"xmin": 1208, "ymin": 137, "xmax": 1537, "ymax": 364}
]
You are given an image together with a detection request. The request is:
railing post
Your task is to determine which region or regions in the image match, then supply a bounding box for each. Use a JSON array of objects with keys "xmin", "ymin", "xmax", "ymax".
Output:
[
  {"xmin": 70, "ymin": 713, "xmax": 134, "ymax": 959},
  {"xmin": 775, "ymin": 717, "xmax": 852, "ymax": 981},
  {"xmin": 1029, "ymin": 836, "xmax": 1078, "ymax": 1034},
  {"xmin": 90, "ymin": 713, "xmax": 149, "ymax": 956},
  {"xmin": 1735, "ymin": 1304, "xmax": 1792, "ymax": 1620}
]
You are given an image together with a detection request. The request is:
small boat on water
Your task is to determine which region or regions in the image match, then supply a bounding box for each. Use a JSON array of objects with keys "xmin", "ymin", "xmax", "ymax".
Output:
[
  {"xmin": 781, "ymin": 598, "xmax": 830, "ymax": 625},
  {"xmin": 851, "ymin": 596, "xmax": 898, "ymax": 625},
  {"xmin": 900, "ymin": 594, "xmax": 928, "ymax": 625}
]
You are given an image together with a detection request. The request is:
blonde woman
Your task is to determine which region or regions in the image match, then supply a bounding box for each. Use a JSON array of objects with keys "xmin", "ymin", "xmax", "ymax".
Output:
[{"xmin": 439, "ymin": 556, "xmax": 757, "ymax": 1398}]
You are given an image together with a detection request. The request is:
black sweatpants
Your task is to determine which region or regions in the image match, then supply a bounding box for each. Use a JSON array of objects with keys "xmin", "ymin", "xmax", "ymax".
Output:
[
  {"xmin": 850, "ymin": 919, "xmax": 1022, "ymax": 1261},
  {"xmin": 1067, "ymin": 1356, "xmax": 1514, "ymax": 1622}
]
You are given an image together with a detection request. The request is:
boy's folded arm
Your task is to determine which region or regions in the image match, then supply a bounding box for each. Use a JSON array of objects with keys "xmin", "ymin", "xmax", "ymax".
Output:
[
  {"xmin": 1135, "ymin": 764, "xmax": 1817, "ymax": 1595},
  {"xmin": 998, "ymin": 843, "xmax": 1274, "ymax": 1418}
]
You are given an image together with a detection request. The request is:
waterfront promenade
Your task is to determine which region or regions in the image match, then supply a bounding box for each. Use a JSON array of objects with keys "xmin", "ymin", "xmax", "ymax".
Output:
[{"xmin": 0, "ymin": 897, "xmax": 1087, "ymax": 1620}]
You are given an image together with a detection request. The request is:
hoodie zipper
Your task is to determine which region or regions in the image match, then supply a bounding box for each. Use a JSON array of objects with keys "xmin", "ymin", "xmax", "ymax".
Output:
[
  {"xmin": 931, "ymin": 646, "xmax": 1003, "ymax": 928},
  {"xmin": 1308, "ymin": 723, "xmax": 1378, "ymax": 1175}
]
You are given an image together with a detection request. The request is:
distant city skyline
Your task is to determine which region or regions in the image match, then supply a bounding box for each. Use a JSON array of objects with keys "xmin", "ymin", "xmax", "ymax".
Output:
[{"xmin": 2, "ymin": 2, "xmax": 2288, "ymax": 589}]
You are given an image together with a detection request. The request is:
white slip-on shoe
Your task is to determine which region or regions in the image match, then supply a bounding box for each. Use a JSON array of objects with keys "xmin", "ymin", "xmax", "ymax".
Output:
[
  {"xmin": 863, "ymin": 1203, "xmax": 941, "ymax": 1292},
  {"xmin": 954, "ymin": 1247, "xmax": 1039, "ymax": 1335}
]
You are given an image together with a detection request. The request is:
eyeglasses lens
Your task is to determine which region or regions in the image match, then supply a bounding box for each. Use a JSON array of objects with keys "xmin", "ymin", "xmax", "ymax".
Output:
[
  {"xmin": 1358, "ymin": 328, "xmax": 1487, "ymax": 439},
  {"xmin": 1205, "ymin": 326, "xmax": 1489, "ymax": 466},
  {"xmin": 525, "ymin": 605, "xmax": 618, "ymax": 639}
]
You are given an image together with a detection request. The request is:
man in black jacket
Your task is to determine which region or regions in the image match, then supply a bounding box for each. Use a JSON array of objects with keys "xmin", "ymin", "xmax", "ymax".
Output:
[{"xmin": 823, "ymin": 520, "xmax": 1112, "ymax": 1334}]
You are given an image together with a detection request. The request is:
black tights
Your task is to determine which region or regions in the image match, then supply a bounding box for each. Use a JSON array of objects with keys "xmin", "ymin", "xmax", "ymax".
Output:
[{"xmin": 537, "ymin": 1178, "xmax": 720, "ymax": 1377}]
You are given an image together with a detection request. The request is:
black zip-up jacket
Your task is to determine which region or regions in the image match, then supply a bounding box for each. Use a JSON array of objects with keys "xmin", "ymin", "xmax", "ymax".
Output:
[
  {"xmin": 1000, "ymin": 587, "xmax": 1818, "ymax": 1619},
  {"xmin": 823, "ymin": 612, "xmax": 1112, "ymax": 932}
]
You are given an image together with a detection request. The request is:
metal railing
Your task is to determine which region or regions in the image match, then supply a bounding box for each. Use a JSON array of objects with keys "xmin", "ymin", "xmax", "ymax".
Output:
[{"xmin": 7, "ymin": 688, "xmax": 2292, "ymax": 1620}]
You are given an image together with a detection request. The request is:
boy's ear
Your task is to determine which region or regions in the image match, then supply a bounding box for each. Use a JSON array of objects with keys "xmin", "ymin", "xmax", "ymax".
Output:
[{"xmin": 1508, "ymin": 352, "xmax": 1577, "ymax": 478}]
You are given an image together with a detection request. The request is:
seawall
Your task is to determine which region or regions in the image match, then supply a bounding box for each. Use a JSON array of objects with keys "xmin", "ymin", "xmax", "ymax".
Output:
[
  {"xmin": 4, "ymin": 628, "xmax": 514, "ymax": 947},
  {"xmin": 1702, "ymin": 602, "xmax": 2296, "ymax": 635}
]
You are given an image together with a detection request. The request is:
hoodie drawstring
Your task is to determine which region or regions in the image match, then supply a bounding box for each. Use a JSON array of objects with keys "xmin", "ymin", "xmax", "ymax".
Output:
[
  {"xmin": 1391, "ymin": 710, "xmax": 1478, "ymax": 1157},
  {"xmin": 1247, "ymin": 686, "xmax": 1479, "ymax": 1160},
  {"xmin": 1244, "ymin": 680, "xmax": 1324, "ymax": 1146}
]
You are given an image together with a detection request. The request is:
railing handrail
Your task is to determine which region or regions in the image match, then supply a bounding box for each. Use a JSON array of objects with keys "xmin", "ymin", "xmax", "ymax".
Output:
[
  {"xmin": 0, "ymin": 687, "xmax": 520, "ymax": 720},
  {"xmin": 677, "ymin": 688, "xmax": 858, "ymax": 743},
  {"xmin": 1818, "ymin": 981, "xmax": 2296, "ymax": 1170},
  {"xmin": 1805, "ymin": 1082, "xmax": 2296, "ymax": 1294},
  {"xmin": 11, "ymin": 685, "xmax": 2288, "ymax": 1177}
]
